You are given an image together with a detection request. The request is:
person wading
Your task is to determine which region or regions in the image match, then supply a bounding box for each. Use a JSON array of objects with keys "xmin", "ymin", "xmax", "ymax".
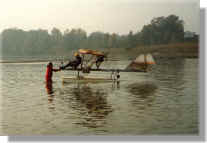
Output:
[
  {"xmin": 60, "ymin": 53, "xmax": 82, "ymax": 70},
  {"xmin": 45, "ymin": 62, "xmax": 60, "ymax": 82},
  {"xmin": 95, "ymin": 55, "xmax": 105, "ymax": 69}
]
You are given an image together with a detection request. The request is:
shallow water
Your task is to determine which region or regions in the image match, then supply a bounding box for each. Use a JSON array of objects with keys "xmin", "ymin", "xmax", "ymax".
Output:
[{"xmin": 0, "ymin": 58, "xmax": 198, "ymax": 135}]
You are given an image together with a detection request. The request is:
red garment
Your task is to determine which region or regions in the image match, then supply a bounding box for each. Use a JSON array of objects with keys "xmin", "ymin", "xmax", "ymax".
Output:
[
  {"xmin": 45, "ymin": 64, "xmax": 60, "ymax": 82},
  {"xmin": 45, "ymin": 65, "xmax": 53, "ymax": 82},
  {"xmin": 45, "ymin": 80, "xmax": 53, "ymax": 94}
]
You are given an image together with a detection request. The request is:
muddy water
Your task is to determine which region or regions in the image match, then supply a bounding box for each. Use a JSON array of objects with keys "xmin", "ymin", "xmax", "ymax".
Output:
[{"xmin": 0, "ymin": 58, "xmax": 198, "ymax": 135}]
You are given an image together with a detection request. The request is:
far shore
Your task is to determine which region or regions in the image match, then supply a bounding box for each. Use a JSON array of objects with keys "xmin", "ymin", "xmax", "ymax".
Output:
[
  {"xmin": 0, "ymin": 42, "xmax": 199, "ymax": 64},
  {"xmin": 109, "ymin": 42, "xmax": 199, "ymax": 59},
  {"xmin": 0, "ymin": 60, "xmax": 49, "ymax": 64}
]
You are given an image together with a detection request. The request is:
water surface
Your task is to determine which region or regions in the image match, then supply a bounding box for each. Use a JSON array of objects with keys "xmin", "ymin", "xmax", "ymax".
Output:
[{"xmin": 0, "ymin": 58, "xmax": 198, "ymax": 135}]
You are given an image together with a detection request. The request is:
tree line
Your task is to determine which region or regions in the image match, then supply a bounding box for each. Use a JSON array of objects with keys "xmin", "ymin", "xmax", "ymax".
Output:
[{"xmin": 1, "ymin": 15, "xmax": 188, "ymax": 56}]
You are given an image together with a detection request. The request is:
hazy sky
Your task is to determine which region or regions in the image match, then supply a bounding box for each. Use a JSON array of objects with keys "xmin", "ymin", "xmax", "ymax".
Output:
[{"xmin": 0, "ymin": 0, "xmax": 199, "ymax": 35}]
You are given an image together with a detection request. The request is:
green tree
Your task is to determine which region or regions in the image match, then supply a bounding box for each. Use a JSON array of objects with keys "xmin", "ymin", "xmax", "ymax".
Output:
[{"xmin": 140, "ymin": 14, "xmax": 184, "ymax": 45}]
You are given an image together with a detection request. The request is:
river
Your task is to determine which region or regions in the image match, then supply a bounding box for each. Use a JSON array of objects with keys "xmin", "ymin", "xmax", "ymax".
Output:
[{"xmin": 0, "ymin": 58, "xmax": 198, "ymax": 135}]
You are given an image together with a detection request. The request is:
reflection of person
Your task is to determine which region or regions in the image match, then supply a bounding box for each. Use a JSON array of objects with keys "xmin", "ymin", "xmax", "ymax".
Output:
[
  {"xmin": 45, "ymin": 80, "xmax": 53, "ymax": 95},
  {"xmin": 60, "ymin": 53, "xmax": 82, "ymax": 70},
  {"xmin": 45, "ymin": 81, "xmax": 56, "ymax": 108},
  {"xmin": 45, "ymin": 62, "xmax": 60, "ymax": 82}
]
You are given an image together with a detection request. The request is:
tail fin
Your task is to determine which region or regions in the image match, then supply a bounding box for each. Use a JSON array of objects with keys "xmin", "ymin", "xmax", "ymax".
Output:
[
  {"xmin": 145, "ymin": 54, "xmax": 156, "ymax": 65},
  {"xmin": 126, "ymin": 53, "xmax": 155, "ymax": 70}
]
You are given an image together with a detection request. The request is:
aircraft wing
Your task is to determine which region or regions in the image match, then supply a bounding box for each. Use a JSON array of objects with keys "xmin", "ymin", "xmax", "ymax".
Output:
[{"xmin": 62, "ymin": 68, "xmax": 146, "ymax": 72}]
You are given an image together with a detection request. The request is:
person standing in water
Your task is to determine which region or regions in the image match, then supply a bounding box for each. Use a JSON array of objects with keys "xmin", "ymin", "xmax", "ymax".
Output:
[
  {"xmin": 95, "ymin": 55, "xmax": 105, "ymax": 69},
  {"xmin": 45, "ymin": 62, "xmax": 60, "ymax": 82},
  {"xmin": 60, "ymin": 53, "xmax": 82, "ymax": 70}
]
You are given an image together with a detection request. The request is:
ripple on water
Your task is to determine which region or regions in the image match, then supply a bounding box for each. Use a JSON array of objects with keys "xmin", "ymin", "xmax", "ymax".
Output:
[{"xmin": 0, "ymin": 58, "xmax": 198, "ymax": 135}]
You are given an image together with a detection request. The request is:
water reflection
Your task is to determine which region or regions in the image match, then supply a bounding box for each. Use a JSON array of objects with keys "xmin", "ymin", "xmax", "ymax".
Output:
[
  {"xmin": 111, "ymin": 81, "xmax": 120, "ymax": 90},
  {"xmin": 45, "ymin": 81, "xmax": 55, "ymax": 110},
  {"xmin": 127, "ymin": 82, "xmax": 158, "ymax": 110},
  {"xmin": 63, "ymin": 84, "xmax": 113, "ymax": 129},
  {"xmin": 128, "ymin": 82, "xmax": 157, "ymax": 97},
  {"xmin": 1, "ymin": 59, "xmax": 198, "ymax": 135}
]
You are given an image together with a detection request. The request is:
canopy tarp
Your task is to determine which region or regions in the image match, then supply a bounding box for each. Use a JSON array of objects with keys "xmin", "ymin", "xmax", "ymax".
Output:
[{"xmin": 78, "ymin": 49, "xmax": 105, "ymax": 56}]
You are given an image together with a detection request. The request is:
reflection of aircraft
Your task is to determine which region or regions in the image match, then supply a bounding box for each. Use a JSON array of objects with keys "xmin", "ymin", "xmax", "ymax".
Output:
[
  {"xmin": 128, "ymin": 82, "xmax": 157, "ymax": 98},
  {"xmin": 68, "ymin": 84, "xmax": 113, "ymax": 128},
  {"xmin": 73, "ymin": 85, "xmax": 112, "ymax": 116},
  {"xmin": 59, "ymin": 49, "xmax": 155, "ymax": 83},
  {"xmin": 127, "ymin": 82, "xmax": 158, "ymax": 109}
]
